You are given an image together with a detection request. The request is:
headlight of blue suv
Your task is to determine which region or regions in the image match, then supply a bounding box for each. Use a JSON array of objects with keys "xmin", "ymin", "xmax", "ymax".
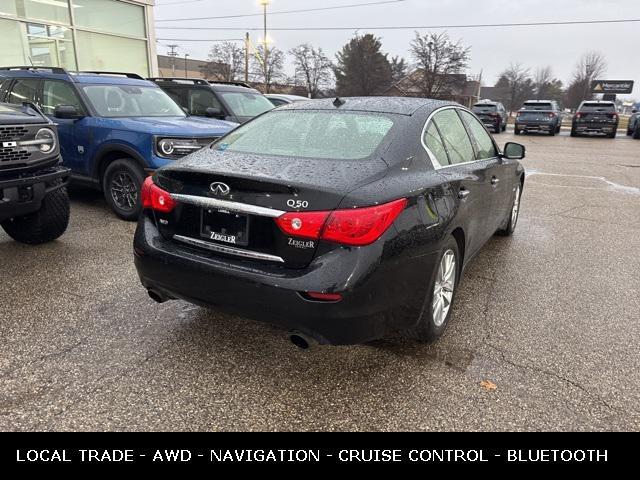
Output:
[
  {"xmin": 35, "ymin": 128, "xmax": 56, "ymax": 154},
  {"xmin": 156, "ymin": 138, "xmax": 202, "ymax": 159}
]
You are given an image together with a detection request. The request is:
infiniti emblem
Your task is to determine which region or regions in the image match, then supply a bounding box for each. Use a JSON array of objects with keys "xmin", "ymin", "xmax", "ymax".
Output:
[{"xmin": 210, "ymin": 182, "xmax": 230, "ymax": 196}]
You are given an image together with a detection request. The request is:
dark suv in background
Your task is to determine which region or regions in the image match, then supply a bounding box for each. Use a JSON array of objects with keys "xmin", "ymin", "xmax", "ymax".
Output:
[
  {"xmin": 471, "ymin": 101, "xmax": 508, "ymax": 134},
  {"xmin": 571, "ymin": 100, "xmax": 619, "ymax": 138},
  {"xmin": 515, "ymin": 100, "xmax": 562, "ymax": 136},
  {"xmin": 150, "ymin": 78, "xmax": 274, "ymax": 124},
  {"xmin": 0, "ymin": 102, "xmax": 69, "ymax": 244}
]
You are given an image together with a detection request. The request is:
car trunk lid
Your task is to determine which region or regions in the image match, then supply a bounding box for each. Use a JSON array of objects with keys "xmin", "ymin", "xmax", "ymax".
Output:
[{"xmin": 154, "ymin": 149, "xmax": 389, "ymax": 268}]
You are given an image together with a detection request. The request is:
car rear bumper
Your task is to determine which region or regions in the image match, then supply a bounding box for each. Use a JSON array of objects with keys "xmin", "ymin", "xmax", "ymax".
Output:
[
  {"xmin": 573, "ymin": 123, "xmax": 617, "ymax": 133},
  {"xmin": 0, "ymin": 163, "xmax": 69, "ymax": 222},
  {"xmin": 515, "ymin": 122, "xmax": 553, "ymax": 131},
  {"xmin": 133, "ymin": 215, "xmax": 438, "ymax": 345}
]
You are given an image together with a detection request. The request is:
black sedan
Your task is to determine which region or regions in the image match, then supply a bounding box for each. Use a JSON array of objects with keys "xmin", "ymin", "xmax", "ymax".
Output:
[{"xmin": 133, "ymin": 97, "xmax": 525, "ymax": 346}]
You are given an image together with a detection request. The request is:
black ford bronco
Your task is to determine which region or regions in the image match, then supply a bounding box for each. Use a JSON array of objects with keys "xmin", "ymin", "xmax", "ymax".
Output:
[{"xmin": 0, "ymin": 102, "xmax": 70, "ymax": 244}]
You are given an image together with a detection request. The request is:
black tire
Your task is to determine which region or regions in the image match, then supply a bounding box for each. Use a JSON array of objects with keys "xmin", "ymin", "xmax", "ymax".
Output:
[
  {"xmin": 494, "ymin": 123, "xmax": 501, "ymax": 134},
  {"xmin": 548, "ymin": 128, "xmax": 555, "ymax": 136},
  {"xmin": 514, "ymin": 127, "xmax": 521, "ymax": 135},
  {"xmin": 608, "ymin": 130, "xmax": 617, "ymax": 139},
  {"xmin": 102, "ymin": 159, "xmax": 146, "ymax": 221},
  {"xmin": 556, "ymin": 124, "xmax": 561, "ymax": 134},
  {"xmin": 1, "ymin": 181, "xmax": 70, "ymax": 245},
  {"xmin": 402, "ymin": 236, "xmax": 460, "ymax": 343},
  {"xmin": 570, "ymin": 127, "xmax": 577, "ymax": 137},
  {"xmin": 496, "ymin": 183, "xmax": 522, "ymax": 237},
  {"xmin": 634, "ymin": 126, "xmax": 640, "ymax": 139},
  {"xmin": 502, "ymin": 123, "xmax": 507, "ymax": 132},
  {"xmin": 626, "ymin": 128, "xmax": 632, "ymax": 136}
]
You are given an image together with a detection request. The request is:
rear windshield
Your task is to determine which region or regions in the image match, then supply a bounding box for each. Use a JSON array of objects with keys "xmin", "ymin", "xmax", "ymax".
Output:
[
  {"xmin": 523, "ymin": 102, "xmax": 552, "ymax": 110},
  {"xmin": 580, "ymin": 103, "xmax": 615, "ymax": 112},
  {"xmin": 213, "ymin": 110, "xmax": 395, "ymax": 160},
  {"xmin": 472, "ymin": 104, "xmax": 496, "ymax": 112}
]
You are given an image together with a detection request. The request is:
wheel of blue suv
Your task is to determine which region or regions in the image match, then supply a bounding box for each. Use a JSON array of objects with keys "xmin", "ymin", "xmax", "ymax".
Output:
[
  {"xmin": 103, "ymin": 159, "xmax": 145, "ymax": 221},
  {"xmin": 1, "ymin": 180, "xmax": 70, "ymax": 244},
  {"xmin": 402, "ymin": 236, "xmax": 460, "ymax": 343}
]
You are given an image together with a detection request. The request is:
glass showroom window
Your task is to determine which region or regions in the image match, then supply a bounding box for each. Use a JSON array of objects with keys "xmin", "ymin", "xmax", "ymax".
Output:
[
  {"xmin": 0, "ymin": 0, "xmax": 71, "ymax": 24},
  {"xmin": 76, "ymin": 30, "xmax": 148, "ymax": 76},
  {"xmin": 25, "ymin": 23, "xmax": 77, "ymax": 69},
  {"xmin": 72, "ymin": 0, "xmax": 146, "ymax": 38},
  {"xmin": 0, "ymin": 18, "xmax": 25, "ymax": 65}
]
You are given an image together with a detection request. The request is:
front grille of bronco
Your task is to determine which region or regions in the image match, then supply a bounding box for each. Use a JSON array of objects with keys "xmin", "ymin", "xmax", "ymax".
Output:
[
  {"xmin": 0, "ymin": 147, "xmax": 31, "ymax": 164},
  {"xmin": 0, "ymin": 126, "xmax": 29, "ymax": 142}
]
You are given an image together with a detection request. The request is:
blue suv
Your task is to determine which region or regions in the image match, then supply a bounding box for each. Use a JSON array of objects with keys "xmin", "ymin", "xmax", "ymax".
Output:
[{"xmin": 0, "ymin": 67, "xmax": 236, "ymax": 220}]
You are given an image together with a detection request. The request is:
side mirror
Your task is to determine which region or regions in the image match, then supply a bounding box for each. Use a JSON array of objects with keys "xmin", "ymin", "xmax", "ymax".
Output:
[
  {"xmin": 205, "ymin": 107, "xmax": 223, "ymax": 119},
  {"xmin": 54, "ymin": 105, "xmax": 82, "ymax": 119},
  {"xmin": 503, "ymin": 142, "xmax": 525, "ymax": 160}
]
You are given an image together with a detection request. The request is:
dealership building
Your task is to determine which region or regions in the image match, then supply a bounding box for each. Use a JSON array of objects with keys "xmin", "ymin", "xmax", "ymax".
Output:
[{"xmin": 0, "ymin": 0, "xmax": 158, "ymax": 76}]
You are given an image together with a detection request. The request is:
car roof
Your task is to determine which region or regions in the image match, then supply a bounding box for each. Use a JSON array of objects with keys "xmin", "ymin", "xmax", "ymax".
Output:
[
  {"xmin": 265, "ymin": 94, "xmax": 309, "ymax": 100},
  {"xmin": 523, "ymin": 100, "xmax": 553, "ymax": 103},
  {"xmin": 473, "ymin": 101, "xmax": 498, "ymax": 106},
  {"xmin": 0, "ymin": 68, "xmax": 154, "ymax": 87},
  {"xmin": 277, "ymin": 96, "xmax": 455, "ymax": 116}
]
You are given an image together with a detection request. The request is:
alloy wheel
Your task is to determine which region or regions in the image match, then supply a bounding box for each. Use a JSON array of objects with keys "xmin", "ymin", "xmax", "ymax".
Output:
[
  {"xmin": 110, "ymin": 171, "xmax": 138, "ymax": 211},
  {"xmin": 432, "ymin": 249, "xmax": 456, "ymax": 327}
]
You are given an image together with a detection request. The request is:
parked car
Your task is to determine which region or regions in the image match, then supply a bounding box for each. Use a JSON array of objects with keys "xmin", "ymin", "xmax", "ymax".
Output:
[
  {"xmin": 264, "ymin": 94, "xmax": 309, "ymax": 107},
  {"xmin": 514, "ymin": 100, "xmax": 562, "ymax": 136},
  {"xmin": 150, "ymin": 78, "xmax": 274, "ymax": 124},
  {"xmin": 0, "ymin": 67, "xmax": 236, "ymax": 220},
  {"xmin": 570, "ymin": 100, "xmax": 619, "ymax": 138},
  {"xmin": 0, "ymin": 101, "xmax": 69, "ymax": 244},
  {"xmin": 134, "ymin": 97, "xmax": 526, "ymax": 347},
  {"xmin": 626, "ymin": 102, "xmax": 640, "ymax": 136},
  {"xmin": 471, "ymin": 101, "xmax": 508, "ymax": 134}
]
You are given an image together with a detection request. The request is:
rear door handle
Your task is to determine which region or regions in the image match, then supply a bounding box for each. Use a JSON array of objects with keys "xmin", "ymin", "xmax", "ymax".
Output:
[
  {"xmin": 491, "ymin": 176, "xmax": 500, "ymax": 186},
  {"xmin": 458, "ymin": 188, "xmax": 470, "ymax": 199}
]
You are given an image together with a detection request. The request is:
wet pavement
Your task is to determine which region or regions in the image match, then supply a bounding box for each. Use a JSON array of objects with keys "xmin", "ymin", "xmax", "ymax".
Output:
[{"xmin": 1, "ymin": 131, "xmax": 639, "ymax": 431}]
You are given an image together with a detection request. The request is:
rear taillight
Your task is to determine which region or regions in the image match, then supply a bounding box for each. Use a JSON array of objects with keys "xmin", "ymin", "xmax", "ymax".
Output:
[
  {"xmin": 275, "ymin": 211, "xmax": 330, "ymax": 240},
  {"xmin": 548, "ymin": 112, "xmax": 556, "ymax": 118},
  {"xmin": 575, "ymin": 112, "xmax": 583, "ymax": 119},
  {"xmin": 275, "ymin": 198, "xmax": 407, "ymax": 247},
  {"xmin": 141, "ymin": 176, "xmax": 176, "ymax": 213},
  {"xmin": 608, "ymin": 113, "xmax": 618, "ymax": 119}
]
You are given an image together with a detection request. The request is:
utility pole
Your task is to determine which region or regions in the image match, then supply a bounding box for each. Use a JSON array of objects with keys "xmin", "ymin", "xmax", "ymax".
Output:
[
  {"xmin": 167, "ymin": 44, "xmax": 178, "ymax": 77},
  {"xmin": 260, "ymin": 0, "xmax": 270, "ymax": 92},
  {"xmin": 184, "ymin": 53, "xmax": 189, "ymax": 78},
  {"xmin": 245, "ymin": 32, "xmax": 250, "ymax": 83}
]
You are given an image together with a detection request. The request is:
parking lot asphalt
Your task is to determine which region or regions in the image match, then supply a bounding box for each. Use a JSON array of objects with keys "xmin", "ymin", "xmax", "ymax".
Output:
[{"xmin": 1, "ymin": 131, "xmax": 639, "ymax": 431}]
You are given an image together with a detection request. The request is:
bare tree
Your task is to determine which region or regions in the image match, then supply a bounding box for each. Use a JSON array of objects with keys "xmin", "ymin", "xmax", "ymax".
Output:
[
  {"xmin": 533, "ymin": 66, "xmax": 564, "ymax": 104},
  {"xmin": 497, "ymin": 63, "xmax": 534, "ymax": 113},
  {"xmin": 409, "ymin": 31, "xmax": 470, "ymax": 97},
  {"xmin": 565, "ymin": 51, "xmax": 607, "ymax": 109},
  {"xmin": 205, "ymin": 42, "xmax": 245, "ymax": 81},
  {"xmin": 289, "ymin": 43, "xmax": 333, "ymax": 98},
  {"xmin": 251, "ymin": 45, "xmax": 285, "ymax": 93}
]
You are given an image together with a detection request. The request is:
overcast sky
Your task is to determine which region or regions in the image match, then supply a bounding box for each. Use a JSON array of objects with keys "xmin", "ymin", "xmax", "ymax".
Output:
[{"xmin": 154, "ymin": 0, "xmax": 639, "ymax": 101}]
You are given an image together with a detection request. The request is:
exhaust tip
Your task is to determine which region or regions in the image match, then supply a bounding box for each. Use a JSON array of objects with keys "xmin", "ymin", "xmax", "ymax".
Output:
[
  {"xmin": 147, "ymin": 289, "xmax": 166, "ymax": 304},
  {"xmin": 289, "ymin": 333, "xmax": 311, "ymax": 350}
]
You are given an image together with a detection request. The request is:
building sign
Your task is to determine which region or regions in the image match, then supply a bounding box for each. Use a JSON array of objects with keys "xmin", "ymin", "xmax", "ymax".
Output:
[{"xmin": 591, "ymin": 80, "xmax": 634, "ymax": 94}]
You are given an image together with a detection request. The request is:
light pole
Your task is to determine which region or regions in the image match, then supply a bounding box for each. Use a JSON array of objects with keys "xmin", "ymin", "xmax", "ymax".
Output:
[
  {"xmin": 184, "ymin": 53, "xmax": 189, "ymax": 78},
  {"xmin": 260, "ymin": 0, "xmax": 270, "ymax": 91}
]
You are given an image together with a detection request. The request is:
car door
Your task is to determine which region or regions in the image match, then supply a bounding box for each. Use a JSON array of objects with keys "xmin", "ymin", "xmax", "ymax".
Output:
[
  {"xmin": 41, "ymin": 79, "xmax": 91, "ymax": 175},
  {"xmin": 459, "ymin": 109, "xmax": 508, "ymax": 232},
  {"xmin": 425, "ymin": 107, "xmax": 495, "ymax": 256}
]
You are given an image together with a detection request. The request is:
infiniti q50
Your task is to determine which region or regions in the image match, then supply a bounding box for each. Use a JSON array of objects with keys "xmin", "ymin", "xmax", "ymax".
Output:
[{"xmin": 133, "ymin": 97, "xmax": 525, "ymax": 346}]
